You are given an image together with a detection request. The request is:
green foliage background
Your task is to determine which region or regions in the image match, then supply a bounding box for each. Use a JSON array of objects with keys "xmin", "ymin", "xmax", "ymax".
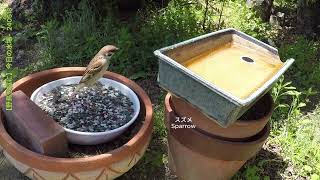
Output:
[{"xmin": 0, "ymin": 0, "xmax": 319, "ymax": 179}]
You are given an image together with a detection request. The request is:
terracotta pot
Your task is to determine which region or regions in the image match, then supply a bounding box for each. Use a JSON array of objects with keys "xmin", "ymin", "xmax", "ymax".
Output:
[
  {"xmin": 165, "ymin": 94, "xmax": 269, "ymax": 180},
  {"xmin": 168, "ymin": 134, "xmax": 245, "ymax": 180},
  {"xmin": 0, "ymin": 67, "xmax": 153, "ymax": 180},
  {"xmin": 167, "ymin": 142, "xmax": 177, "ymax": 175},
  {"xmin": 171, "ymin": 93, "xmax": 273, "ymax": 139}
]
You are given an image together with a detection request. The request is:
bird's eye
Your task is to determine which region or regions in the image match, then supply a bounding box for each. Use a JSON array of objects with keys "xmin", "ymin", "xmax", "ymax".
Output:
[{"xmin": 107, "ymin": 53, "xmax": 113, "ymax": 57}]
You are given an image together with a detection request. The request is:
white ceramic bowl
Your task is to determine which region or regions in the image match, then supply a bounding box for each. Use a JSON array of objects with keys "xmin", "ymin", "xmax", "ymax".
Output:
[{"xmin": 30, "ymin": 76, "xmax": 140, "ymax": 145}]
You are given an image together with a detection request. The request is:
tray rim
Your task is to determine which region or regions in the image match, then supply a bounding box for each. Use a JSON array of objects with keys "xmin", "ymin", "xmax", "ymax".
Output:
[{"xmin": 154, "ymin": 28, "xmax": 294, "ymax": 106}]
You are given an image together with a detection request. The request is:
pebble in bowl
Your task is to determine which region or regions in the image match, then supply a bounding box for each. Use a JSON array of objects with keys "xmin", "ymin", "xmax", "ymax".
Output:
[{"xmin": 30, "ymin": 76, "xmax": 140, "ymax": 145}]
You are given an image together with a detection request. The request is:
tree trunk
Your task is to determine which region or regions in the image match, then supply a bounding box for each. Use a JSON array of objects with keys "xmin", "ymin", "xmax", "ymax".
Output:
[
  {"xmin": 297, "ymin": 0, "xmax": 308, "ymax": 33},
  {"xmin": 297, "ymin": 0, "xmax": 320, "ymax": 36},
  {"xmin": 246, "ymin": 0, "xmax": 274, "ymax": 22}
]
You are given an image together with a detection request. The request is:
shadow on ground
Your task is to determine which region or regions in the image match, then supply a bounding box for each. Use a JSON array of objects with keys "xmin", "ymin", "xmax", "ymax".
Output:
[{"xmin": 233, "ymin": 142, "xmax": 304, "ymax": 180}]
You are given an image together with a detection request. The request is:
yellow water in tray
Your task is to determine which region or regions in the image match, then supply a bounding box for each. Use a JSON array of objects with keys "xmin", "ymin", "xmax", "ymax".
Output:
[{"xmin": 183, "ymin": 43, "xmax": 283, "ymax": 99}]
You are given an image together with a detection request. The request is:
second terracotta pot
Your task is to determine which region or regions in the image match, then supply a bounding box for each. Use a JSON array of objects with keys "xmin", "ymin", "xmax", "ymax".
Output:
[
  {"xmin": 171, "ymin": 93, "xmax": 274, "ymax": 139},
  {"xmin": 165, "ymin": 94, "xmax": 270, "ymax": 180}
]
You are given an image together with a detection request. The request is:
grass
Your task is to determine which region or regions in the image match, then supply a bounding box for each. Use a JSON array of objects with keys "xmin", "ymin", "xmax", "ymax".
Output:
[
  {"xmin": 1, "ymin": 0, "xmax": 320, "ymax": 179},
  {"xmin": 269, "ymin": 36, "xmax": 320, "ymax": 179},
  {"xmin": 279, "ymin": 36, "xmax": 320, "ymax": 90},
  {"xmin": 3, "ymin": 0, "xmax": 207, "ymax": 83},
  {"xmin": 271, "ymin": 106, "xmax": 320, "ymax": 178},
  {"xmin": 222, "ymin": 0, "xmax": 278, "ymax": 41}
]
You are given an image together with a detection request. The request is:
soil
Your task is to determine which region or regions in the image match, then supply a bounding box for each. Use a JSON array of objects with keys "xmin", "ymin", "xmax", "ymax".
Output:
[
  {"xmin": 136, "ymin": 75, "xmax": 162, "ymax": 105},
  {"xmin": 237, "ymin": 142, "xmax": 307, "ymax": 179}
]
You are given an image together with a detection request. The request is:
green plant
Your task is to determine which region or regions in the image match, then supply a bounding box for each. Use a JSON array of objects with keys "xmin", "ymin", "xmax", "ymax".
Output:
[
  {"xmin": 233, "ymin": 164, "xmax": 271, "ymax": 180},
  {"xmin": 243, "ymin": 165, "xmax": 261, "ymax": 180},
  {"xmin": 0, "ymin": 4, "xmax": 11, "ymax": 34},
  {"xmin": 274, "ymin": 0, "xmax": 297, "ymax": 9},
  {"xmin": 223, "ymin": 0, "xmax": 277, "ymax": 41},
  {"xmin": 272, "ymin": 106, "xmax": 320, "ymax": 177},
  {"xmin": 109, "ymin": 27, "xmax": 139, "ymax": 76},
  {"xmin": 0, "ymin": 68, "xmax": 21, "ymax": 88},
  {"xmin": 153, "ymin": 98, "xmax": 167, "ymax": 138},
  {"xmin": 279, "ymin": 36, "xmax": 320, "ymax": 89},
  {"xmin": 34, "ymin": 0, "xmax": 210, "ymax": 78},
  {"xmin": 271, "ymin": 76, "xmax": 306, "ymax": 124},
  {"xmin": 36, "ymin": 1, "xmax": 120, "ymax": 68},
  {"xmin": 269, "ymin": 72, "xmax": 319, "ymax": 179},
  {"xmin": 126, "ymin": 0, "xmax": 207, "ymax": 76}
]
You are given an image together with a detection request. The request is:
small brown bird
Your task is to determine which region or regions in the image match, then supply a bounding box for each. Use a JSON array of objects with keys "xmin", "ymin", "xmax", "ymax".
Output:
[{"xmin": 75, "ymin": 45, "xmax": 119, "ymax": 91}]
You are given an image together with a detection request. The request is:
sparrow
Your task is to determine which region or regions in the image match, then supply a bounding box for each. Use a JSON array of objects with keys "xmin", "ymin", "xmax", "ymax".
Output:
[{"xmin": 75, "ymin": 45, "xmax": 119, "ymax": 91}]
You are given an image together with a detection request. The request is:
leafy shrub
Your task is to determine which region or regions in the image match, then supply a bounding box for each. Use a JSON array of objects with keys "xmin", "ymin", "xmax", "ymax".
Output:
[
  {"xmin": 131, "ymin": 0, "xmax": 206, "ymax": 76},
  {"xmin": 279, "ymin": 36, "xmax": 320, "ymax": 88},
  {"xmin": 269, "ymin": 36, "xmax": 320, "ymax": 127},
  {"xmin": 223, "ymin": 0, "xmax": 277, "ymax": 41},
  {"xmin": 37, "ymin": 0, "xmax": 283, "ymax": 79},
  {"xmin": 270, "ymin": 36, "xmax": 320, "ymax": 179},
  {"xmin": 37, "ymin": 1, "xmax": 117, "ymax": 67},
  {"xmin": 140, "ymin": 0, "xmax": 203, "ymax": 44},
  {"xmin": 0, "ymin": 4, "xmax": 10, "ymax": 32},
  {"xmin": 109, "ymin": 27, "xmax": 139, "ymax": 76},
  {"xmin": 271, "ymin": 76, "xmax": 308, "ymax": 130},
  {"xmin": 272, "ymin": 107, "xmax": 320, "ymax": 177},
  {"xmin": 35, "ymin": 0, "xmax": 208, "ymax": 77},
  {"xmin": 274, "ymin": 0, "xmax": 297, "ymax": 9},
  {"xmin": 32, "ymin": 0, "xmax": 82, "ymax": 20}
]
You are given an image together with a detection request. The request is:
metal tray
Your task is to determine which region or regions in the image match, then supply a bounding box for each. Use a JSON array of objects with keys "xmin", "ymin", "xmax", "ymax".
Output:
[{"xmin": 154, "ymin": 28, "xmax": 294, "ymax": 127}]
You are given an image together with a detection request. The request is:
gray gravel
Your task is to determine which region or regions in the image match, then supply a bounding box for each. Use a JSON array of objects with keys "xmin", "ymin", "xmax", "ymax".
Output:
[{"xmin": 37, "ymin": 83, "xmax": 134, "ymax": 132}]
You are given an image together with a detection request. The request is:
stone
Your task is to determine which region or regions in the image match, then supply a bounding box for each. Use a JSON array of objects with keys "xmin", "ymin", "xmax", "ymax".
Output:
[
  {"xmin": 36, "ymin": 83, "xmax": 134, "ymax": 132},
  {"xmin": 0, "ymin": 90, "xmax": 68, "ymax": 157}
]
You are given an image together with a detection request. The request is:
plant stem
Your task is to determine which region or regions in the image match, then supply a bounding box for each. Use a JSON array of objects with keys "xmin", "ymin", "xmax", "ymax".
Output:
[
  {"xmin": 202, "ymin": 0, "xmax": 209, "ymax": 31},
  {"xmin": 218, "ymin": 0, "xmax": 226, "ymax": 30}
]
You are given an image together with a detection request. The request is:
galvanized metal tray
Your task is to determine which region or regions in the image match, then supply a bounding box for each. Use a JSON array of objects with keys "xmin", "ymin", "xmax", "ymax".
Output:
[{"xmin": 154, "ymin": 28, "xmax": 294, "ymax": 127}]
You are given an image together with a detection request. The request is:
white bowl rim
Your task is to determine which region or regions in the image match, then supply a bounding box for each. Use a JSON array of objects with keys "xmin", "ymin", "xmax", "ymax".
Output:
[{"xmin": 30, "ymin": 76, "xmax": 141, "ymax": 136}]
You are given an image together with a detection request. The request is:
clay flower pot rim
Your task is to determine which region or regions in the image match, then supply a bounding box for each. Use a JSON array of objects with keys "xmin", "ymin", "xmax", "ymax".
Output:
[
  {"xmin": 0, "ymin": 67, "xmax": 153, "ymax": 172},
  {"xmin": 236, "ymin": 94, "xmax": 274, "ymax": 124},
  {"xmin": 165, "ymin": 94, "xmax": 270, "ymax": 145},
  {"xmin": 171, "ymin": 93, "xmax": 273, "ymax": 139},
  {"xmin": 172, "ymin": 93, "xmax": 274, "ymax": 125}
]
